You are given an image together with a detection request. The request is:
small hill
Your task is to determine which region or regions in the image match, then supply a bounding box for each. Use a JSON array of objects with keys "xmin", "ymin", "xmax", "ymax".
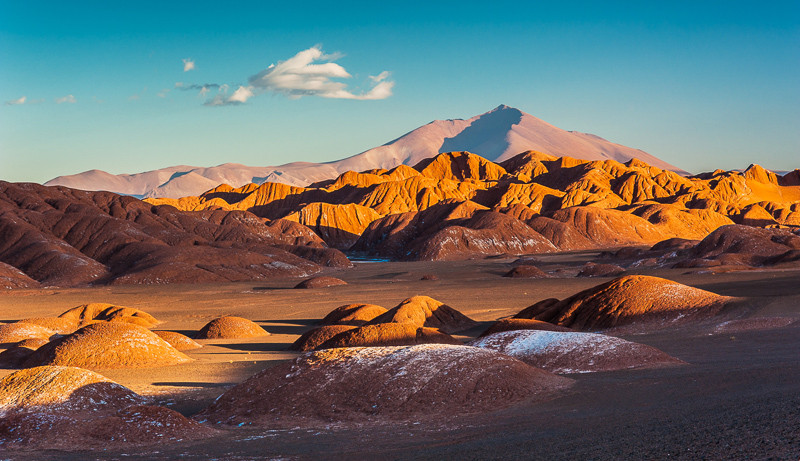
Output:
[
  {"xmin": 319, "ymin": 304, "xmax": 388, "ymax": 326},
  {"xmin": 196, "ymin": 316, "xmax": 268, "ymax": 339},
  {"xmin": 470, "ymin": 330, "xmax": 683, "ymax": 373},
  {"xmin": 367, "ymin": 296, "xmax": 477, "ymax": 334},
  {"xmin": 195, "ymin": 344, "xmax": 574, "ymax": 423},
  {"xmin": 288, "ymin": 325, "xmax": 358, "ymax": 352},
  {"xmin": 316, "ymin": 324, "xmax": 462, "ymax": 350},
  {"xmin": 23, "ymin": 323, "xmax": 191, "ymax": 370},
  {"xmin": 517, "ymin": 275, "xmax": 732, "ymax": 330}
]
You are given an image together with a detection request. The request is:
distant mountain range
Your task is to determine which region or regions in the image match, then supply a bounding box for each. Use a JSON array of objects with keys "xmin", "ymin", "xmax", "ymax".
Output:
[{"xmin": 45, "ymin": 105, "xmax": 687, "ymax": 198}]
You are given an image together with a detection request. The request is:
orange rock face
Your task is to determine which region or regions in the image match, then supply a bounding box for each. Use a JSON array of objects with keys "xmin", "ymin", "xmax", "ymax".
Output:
[
  {"xmin": 0, "ymin": 323, "xmax": 56, "ymax": 346},
  {"xmin": 319, "ymin": 304, "xmax": 388, "ymax": 326},
  {"xmin": 196, "ymin": 316, "xmax": 269, "ymax": 339},
  {"xmin": 523, "ymin": 275, "xmax": 731, "ymax": 330}
]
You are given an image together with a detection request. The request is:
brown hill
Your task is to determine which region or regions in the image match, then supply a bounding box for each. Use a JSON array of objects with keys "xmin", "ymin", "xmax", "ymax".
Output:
[
  {"xmin": 519, "ymin": 275, "xmax": 732, "ymax": 330},
  {"xmin": 0, "ymin": 261, "xmax": 40, "ymax": 289},
  {"xmin": 368, "ymin": 296, "xmax": 478, "ymax": 334},
  {"xmin": 23, "ymin": 323, "xmax": 191, "ymax": 369},
  {"xmin": 319, "ymin": 303, "xmax": 388, "ymax": 326},
  {"xmin": 0, "ymin": 181, "xmax": 349, "ymax": 287},
  {"xmin": 196, "ymin": 316, "xmax": 268, "ymax": 339},
  {"xmin": 316, "ymin": 323, "xmax": 463, "ymax": 350},
  {"xmin": 195, "ymin": 344, "xmax": 574, "ymax": 423},
  {"xmin": 470, "ymin": 330, "xmax": 684, "ymax": 373}
]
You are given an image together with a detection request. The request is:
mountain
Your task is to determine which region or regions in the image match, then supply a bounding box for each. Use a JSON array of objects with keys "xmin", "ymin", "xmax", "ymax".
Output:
[{"xmin": 45, "ymin": 105, "xmax": 687, "ymax": 198}]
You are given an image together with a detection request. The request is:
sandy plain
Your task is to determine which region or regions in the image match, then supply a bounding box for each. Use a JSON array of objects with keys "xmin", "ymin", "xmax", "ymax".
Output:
[{"xmin": 1, "ymin": 251, "xmax": 799, "ymax": 460}]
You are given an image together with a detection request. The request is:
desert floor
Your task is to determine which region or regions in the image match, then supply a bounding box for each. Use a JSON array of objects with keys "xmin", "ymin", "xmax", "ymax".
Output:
[{"xmin": 1, "ymin": 252, "xmax": 799, "ymax": 460}]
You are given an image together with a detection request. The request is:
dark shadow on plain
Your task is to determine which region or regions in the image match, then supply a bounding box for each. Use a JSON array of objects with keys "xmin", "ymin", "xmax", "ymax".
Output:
[
  {"xmin": 152, "ymin": 382, "xmax": 234, "ymax": 388},
  {"xmin": 213, "ymin": 342, "xmax": 292, "ymax": 352}
]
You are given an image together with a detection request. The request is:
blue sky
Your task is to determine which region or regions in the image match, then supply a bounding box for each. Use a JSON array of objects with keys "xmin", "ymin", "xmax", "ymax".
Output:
[{"xmin": 1, "ymin": 1, "xmax": 798, "ymax": 182}]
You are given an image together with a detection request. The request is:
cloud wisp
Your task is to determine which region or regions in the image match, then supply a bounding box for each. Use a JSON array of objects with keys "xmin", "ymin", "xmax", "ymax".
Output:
[
  {"xmin": 247, "ymin": 45, "xmax": 394, "ymax": 100},
  {"xmin": 5, "ymin": 96, "xmax": 27, "ymax": 105},
  {"xmin": 183, "ymin": 58, "xmax": 195, "ymax": 72},
  {"xmin": 55, "ymin": 95, "xmax": 76, "ymax": 104},
  {"xmin": 4, "ymin": 96, "xmax": 45, "ymax": 105}
]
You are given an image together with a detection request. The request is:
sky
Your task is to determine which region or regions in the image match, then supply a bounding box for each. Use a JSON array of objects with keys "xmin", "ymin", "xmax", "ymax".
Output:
[{"xmin": 1, "ymin": 1, "xmax": 798, "ymax": 183}]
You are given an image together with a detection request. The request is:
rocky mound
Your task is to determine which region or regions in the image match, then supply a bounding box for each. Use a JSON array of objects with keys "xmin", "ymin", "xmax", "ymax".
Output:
[
  {"xmin": 368, "ymin": 296, "xmax": 478, "ymax": 334},
  {"xmin": 294, "ymin": 276, "xmax": 348, "ymax": 289},
  {"xmin": 58, "ymin": 303, "xmax": 160, "ymax": 329},
  {"xmin": 0, "ymin": 366, "xmax": 215, "ymax": 449},
  {"xmin": 196, "ymin": 316, "xmax": 268, "ymax": 339},
  {"xmin": 288, "ymin": 325, "xmax": 357, "ymax": 352},
  {"xmin": 478, "ymin": 319, "xmax": 572, "ymax": 337},
  {"xmin": 0, "ymin": 323, "xmax": 56, "ymax": 346},
  {"xmin": 0, "ymin": 338, "xmax": 50, "ymax": 368},
  {"xmin": 196, "ymin": 344, "xmax": 574, "ymax": 424},
  {"xmin": 675, "ymin": 225, "xmax": 800, "ymax": 268},
  {"xmin": 316, "ymin": 323, "xmax": 463, "ymax": 350},
  {"xmin": 420, "ymin": 274, "xmax": 439, "ymax": 281},
  {"xmin": 319, "ymin": 303, "xmax": 388, "ymax": 326},
  {"xmin": 23, "ymin": 323, "xmax": 191, "ymax": 370},
  {"xmin": 503, "ymin": 265, "xmax": 550, "ymax": 278},
  {"xmin": 577, "ymin": 263, "xmax": 625, "ymax": 278},
  {"xmin": 519, "ymin": 275, "xmax": 731, "ymax": 330},
  {"xmin": 0, "ymin": 366, "xmax": 141, "ymax": 414},
  {"xmin": 153, "ymin": 331, "xmax": 202, "ymax": 351},
  {"xmin": 470, "ymin": 330, "xmax": 684, "ymax": 373},
  {"xmin": 15, "ymin": 317, "xmax": 76, "ymax": 334}
]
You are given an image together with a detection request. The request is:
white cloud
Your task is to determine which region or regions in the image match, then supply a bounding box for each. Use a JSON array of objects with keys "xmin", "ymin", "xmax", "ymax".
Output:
[
  {"xmin": 247, "ymin": 45, "xmax": 393, "ymax": 100},
  {"xmin": 55, "ymin": 95, "xmax": 76, "ymax": 104},
  {"xmin": 5, "ymin": 96, "xmax": 27, "ymax": 105},
  {"xmin": 228, "ymin": 86, "xmax": 254, "ymax": 103},
  {"xmin": 157, "ymin": 88, "xmax": 170, "ymax": 98},
  {"xmin": 128, "ymin": 87, "xmax": 147, "ymax": 101},
  {"xmin": 203, "ymin": 85, "xmax": 253, "ymax": 106},
  {"xmin": 370, "ymin": 71, "xmax": 391, "ymax": 82},
  {"xmin": 183, "ymin": 58, "xmax": 195, "ymax": 72}
]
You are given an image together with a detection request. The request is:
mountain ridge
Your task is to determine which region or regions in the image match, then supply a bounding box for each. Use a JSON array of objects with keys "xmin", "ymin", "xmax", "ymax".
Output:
[{"xmin": 46, "ymin": 105, "xmax": 687, "ymax": 198}]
